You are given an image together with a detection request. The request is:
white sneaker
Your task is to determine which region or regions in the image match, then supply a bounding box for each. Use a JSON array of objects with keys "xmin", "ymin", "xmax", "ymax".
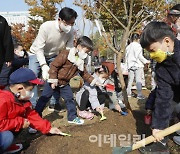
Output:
[
  {"xmin": 131, "ymin": 85, "xmax": 136, "ymax": 90},
  {"xmin": 28, "ymin": 127, "xmax": 37, "ymax": 134},
  {"xmin": 137, "ymin": 95, "xmax": 146, "ymax": 100}
]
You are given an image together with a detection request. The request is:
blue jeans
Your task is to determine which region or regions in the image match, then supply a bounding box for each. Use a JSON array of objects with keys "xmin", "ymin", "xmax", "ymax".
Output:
[
  {"xmin": 127, "ymin": 67, "xmax": 143, "ymax": 97},
  {"xmin": 50, "ymin": 91, "xmax": 60, "ymax": 105},
  {"xmin": 35, "ymin": 84, "xmax": 77, "ymax": 121},
  {"xmin": 0, "ymin": 131, "xmax": 14, "ymax": 152},
  {"xmin": 29, "ymin": 54, "xmax": 60, "ymax": 107}
]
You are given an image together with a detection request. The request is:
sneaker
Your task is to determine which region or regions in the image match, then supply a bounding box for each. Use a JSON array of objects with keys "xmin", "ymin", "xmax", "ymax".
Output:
[
  {"xmin": 48, "ymin": 103, "xmax": 65, "ymax": 113},
  {"xmin": 128, "ymin": 93, "xmax": 136, "ymax": 98},
  {"xmin": 176, "ymin": 130, "xmax": 180, "ymax": 135},
  {"xmin": 68, "ymin": 117, "xmax": 84, "ymax": 125},
  {"xmin": 28, "ymin": 127, "xmax": 37, "ymax": 134},
  {"xmin": 142, "ymin": 86, "xmax": 147, "ymax": 90},
  {"xmin": 131, "ymin": 85, "xmax": 137, "ymax": 90},
  {"xmin": 48, "ymin": 104, "xmax": 55, "ymax": 112},
  {"xmin": 78, "ymin": 110, "xmax": 94, "ymax": 120},
  {"xmin": 139, "ymin": 142, "xmax": 169, "ymax": 154},
  {"xmin": 5, "ymin": 144, "xmax": 23, "ymax": 153},
  {"xmin": 173, "ymin": 136, "xmax": 180, "ymax": 145},
  {"xmin": 120, "ymin": 111, "xmax": 128, "ymax": 116},
  {"xmin": 137, "ymin": 95, "xmax": 146, "ymax": 100}
]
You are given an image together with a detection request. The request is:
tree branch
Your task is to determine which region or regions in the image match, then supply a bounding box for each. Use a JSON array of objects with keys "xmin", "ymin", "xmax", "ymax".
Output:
[
  {"xmin": 97, "ymin": 0, "xmax": 126, "ymax": 29},
  {"xmin": 127, "ymin": 0, "xmax": 134, "ymax": 28},
  {"xmin": 130, "ymin": 0, "xmax": 164, "ymax": 33},
  {"xmin": 123, "ymin": 0, "xmax": 128, "ymax": 22},
  {"xmin": 101, "ymin": 32, "xmax": 119, "ymax": 55}
]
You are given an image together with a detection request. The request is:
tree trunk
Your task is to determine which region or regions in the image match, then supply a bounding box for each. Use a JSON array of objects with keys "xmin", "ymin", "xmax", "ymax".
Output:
[{"xmin": 116, "ymin": 30, "xmax": 131, "ymax": 111}]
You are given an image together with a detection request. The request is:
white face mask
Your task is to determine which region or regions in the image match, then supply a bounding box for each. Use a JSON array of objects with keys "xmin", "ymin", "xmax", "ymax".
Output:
[
  {"xmin": 78, "ymin": 50, "xmax": 88, "ymax": 60},
  {"xmin": 17, "ymin": 50, "xmax": 24, "ymax": 57},
  {"xmin": 20, "ymin": 90, "xmax": 34, "ymax": 100},
  {"xmin": 60, "ymin": 22, "xmax": 71, "ymax": 33}
]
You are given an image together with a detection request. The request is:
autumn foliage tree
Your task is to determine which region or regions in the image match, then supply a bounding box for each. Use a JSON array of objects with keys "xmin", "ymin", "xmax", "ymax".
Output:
[
  {"xmin": 25, "ymin": 0, "xmax": 64, "ymax": 32},
  {"xmin": 11, "ymin": 0, "xmax": 63, "ymax": 51},
  {"xmin": 11, "ymin": 24, "xmax": 36, "ymax": 51}
]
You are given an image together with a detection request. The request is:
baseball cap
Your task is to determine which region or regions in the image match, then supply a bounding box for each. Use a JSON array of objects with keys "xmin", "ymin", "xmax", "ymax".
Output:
[{"xmin": 9, "ymin": 68, "xmax": 44, "ymax": 85}]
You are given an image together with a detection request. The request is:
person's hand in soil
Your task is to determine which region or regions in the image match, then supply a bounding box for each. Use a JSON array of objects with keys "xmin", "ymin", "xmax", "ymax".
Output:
[
  {"xmin": 23, "ymin": 119, "xmax": 30, "ymax": 128},
  {"xmin": 49, "ymin": 127, "xmax": 62, "ymax": 135},
  {"xmin": 152, "ymin": 129, "xmax": 164, "ymax": 142},
  {"xmin": 114, "ymin": 104, "xmax": 122, "ymax": 112}
]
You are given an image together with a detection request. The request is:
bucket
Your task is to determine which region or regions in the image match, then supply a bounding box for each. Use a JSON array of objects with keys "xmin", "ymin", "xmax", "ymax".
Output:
[
  {"xmin": 144, "ymin": 115, "xmax": 152, "ymax": 125},
  {"xmin": 105, "ymin": 84, "xmax": 115, "ymax": 91}
]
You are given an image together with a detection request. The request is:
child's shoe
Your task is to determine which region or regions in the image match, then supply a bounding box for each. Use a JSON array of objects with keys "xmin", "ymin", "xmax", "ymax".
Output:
[
  {"xmin": 78, "ymin": 110, "xmax": 94, "ymax": 120},
  {"xmin": 28, "ymin": 127, "xmax": 37, "ymax": 134},
  {"xmin": 137, "ymin": 95, "xmax": 146, "ymax": 100},
  {"xmin": 68, "ymin": 117, "xmax": 84, "ymax": 125},
  {"xmin": 173, "ymin": 136, "xmax": 180, "ymax": 145},
  {"xmin": 139, "ymin": 142, "xmax": 169, "ymax": 153},
  {"xmin": 5, "ymin": 144, "xmax": 23, "ymax": 153},
  {"xmin": 120, "ymin": 111, "xmax": 128, "ymax": 116}
]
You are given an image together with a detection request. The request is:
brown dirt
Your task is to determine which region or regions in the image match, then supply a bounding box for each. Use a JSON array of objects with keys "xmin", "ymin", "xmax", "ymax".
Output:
[{"xmin": 14, "ymin": 88, "xmax": 179, "ymax": 154}]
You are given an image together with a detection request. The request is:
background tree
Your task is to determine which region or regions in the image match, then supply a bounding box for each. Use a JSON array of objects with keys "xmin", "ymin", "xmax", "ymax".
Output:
[
  {"xmin": 11, "ymin": 0, "xmax": 64, "ymax": 51},
  {"xmin": 25, "ymin": 0, "xmax": 64, "ymax": 32},
  {"xmin": 11, "ymin": 24, "xmax": 36, "ymax": 51},
  {"xmin": 74, "ymin": 0, "xmax": 173, "ymax": 110},
  {"xmin": 92, "ymin": 31, "xmax": 114, "ymax": 60}
]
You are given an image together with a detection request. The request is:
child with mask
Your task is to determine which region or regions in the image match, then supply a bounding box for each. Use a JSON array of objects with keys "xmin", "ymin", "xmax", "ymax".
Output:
[
  {"xmin": 35, "ymin": 36, "xmax": 99, "ymax": 125},
  {"xmin": 76, "ymin": 65, "xmax": 127, "ymax": 120},
  {"xmin": 0, "ymin": 43, "xmax": 29, "ymax": 90},
  {"xmin": 0, "ymin": 68, "xmax": 62, "ymax": 154},
  {"xmin": 139, "ymin": 21, "xmax": 180, "ymax": 153}
]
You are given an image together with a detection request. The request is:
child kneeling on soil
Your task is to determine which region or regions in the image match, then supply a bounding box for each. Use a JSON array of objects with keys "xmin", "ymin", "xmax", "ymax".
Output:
[
  {"xmin": 47, "ymin": 36, "xmax": 100, "ymax": 124},
  {"xmin": 0, "ymin": 68, "xmax": 62, "ymax": 154},
  {"xmin": 76, "ymin": 65, "xmax": 128, "ymax": 120}
]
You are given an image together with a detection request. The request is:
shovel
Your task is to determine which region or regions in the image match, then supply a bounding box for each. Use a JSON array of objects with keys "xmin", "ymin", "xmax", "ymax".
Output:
[
  {"xmin": 100, "ymin": 112, "xmax": 107, "ymax": 121},
  {"xmin": 59, "ymin": 132, "xmax": 72, "ymax": 137},
  {"xmin": 113, "ymin": 122, "xmax": 180, "ymax": 154}
]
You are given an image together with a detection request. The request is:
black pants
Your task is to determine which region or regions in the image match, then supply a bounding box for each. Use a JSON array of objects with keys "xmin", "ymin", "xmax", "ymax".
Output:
[
  {"xmin": 79, "ymin": 89, "xmax": 106, "ymax": 111},
  {"xmin": 111, "ymin": 70, "xmax": 128, "ymax": 93},
  {"xmin": 0, "ymin": 64, "xmax": 3, "ymax": 73}
]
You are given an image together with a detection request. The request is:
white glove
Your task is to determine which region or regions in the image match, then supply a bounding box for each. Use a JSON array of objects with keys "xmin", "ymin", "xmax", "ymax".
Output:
[
  {"xmin": 48, "ymin": 79, "xmax": 58, "ymax": 89},
  {"xmin": 49, "ymin": 127, "xmax": 62, "ymax": 135},
  {"xmin": 41, "ymin": 64, "xmax": 50, "ymax": 80}
]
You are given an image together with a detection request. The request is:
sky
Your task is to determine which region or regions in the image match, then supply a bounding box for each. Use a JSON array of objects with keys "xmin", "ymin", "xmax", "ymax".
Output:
[{"xmin": 0, "ymin": 0, "xmax": 96, "ymax": 36}]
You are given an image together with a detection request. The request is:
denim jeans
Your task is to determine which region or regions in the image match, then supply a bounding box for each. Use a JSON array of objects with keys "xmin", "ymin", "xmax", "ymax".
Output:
[
  {"xmin": 49, "ymin": 90, "xmax": 60, "ymax": 105},
  {"xmin": 0, "ymin": 131, "xmax": 14, "ymax": 152},
  {"xmin": 127, "ymin": 67, "xmax": 143, "ymax": 97},
  {"xmin": 35, "ymin": 84, "xmax": 77, "ymax": 121},
  {"xmin": 28, "ymin": 54, "xmax": 60, "ymax": 107}
]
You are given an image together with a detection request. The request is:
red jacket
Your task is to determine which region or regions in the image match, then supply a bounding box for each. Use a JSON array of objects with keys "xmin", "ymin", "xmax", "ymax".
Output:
[{"xmin": 0, "ymin": 89, "xmax": 51, "ymax": 134}]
